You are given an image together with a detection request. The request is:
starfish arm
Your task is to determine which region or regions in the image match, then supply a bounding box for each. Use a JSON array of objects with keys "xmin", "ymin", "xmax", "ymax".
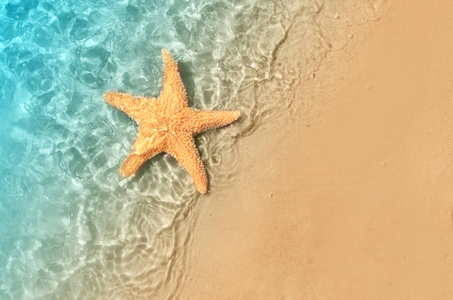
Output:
[
  {"xmin": 159, "ymin": 49, "xmax": 188, "ymax": 107},
  {"xmin": 168, "ymin": 136, "xmax": 208, "ymax": 194},
  {"xmin": 120, "ymin": 134, "xmax": 165, "ymax": 177},
  {"xmin": 188, "ymin": 109, "xmax": 241, "ymax": 135},
  {"xmin": 120, "ymin": 149, "xmax": 161, "ymax": 177},
  {"xmin": 104, "ymin": 92, "xmax": 155, "ymax": 121}
]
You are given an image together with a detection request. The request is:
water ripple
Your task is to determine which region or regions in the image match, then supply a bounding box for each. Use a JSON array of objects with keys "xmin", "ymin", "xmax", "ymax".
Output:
[{"xmin": 0, "ymin": 0, "xmax": 387, "ymax": 298}]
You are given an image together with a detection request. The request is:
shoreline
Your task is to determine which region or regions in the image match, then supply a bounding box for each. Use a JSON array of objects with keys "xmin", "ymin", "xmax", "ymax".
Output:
[{"xmin": 176, "ymin": 0, "xmax": 453, "ymax": 299}]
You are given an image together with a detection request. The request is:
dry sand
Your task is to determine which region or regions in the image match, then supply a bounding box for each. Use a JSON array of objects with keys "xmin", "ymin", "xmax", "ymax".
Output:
[{"xmin": 176, "ymin": 0, "xmax": 453, "ymax": 299}]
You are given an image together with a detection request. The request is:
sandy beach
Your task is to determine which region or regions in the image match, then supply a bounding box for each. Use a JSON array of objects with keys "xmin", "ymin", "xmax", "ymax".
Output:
[{"xmin": 176, "ymin": 0, "xmax": 453, "ymax": 299}]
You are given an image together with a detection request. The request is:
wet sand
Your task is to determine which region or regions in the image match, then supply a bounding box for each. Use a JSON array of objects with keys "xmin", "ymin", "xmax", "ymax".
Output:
[{"xmin": 177, "ymin": 0, "xmax": 453, "ymax": 298}]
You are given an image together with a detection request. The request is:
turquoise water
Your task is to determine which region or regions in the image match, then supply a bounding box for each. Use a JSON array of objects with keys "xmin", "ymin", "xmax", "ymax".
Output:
[
  {"xmin": 0, "ymin": 0, "xmax": 304, "ymax": 298},
  {"xmin": 0, "ymin": 0, "xmax": 388, "ymax": 298}
]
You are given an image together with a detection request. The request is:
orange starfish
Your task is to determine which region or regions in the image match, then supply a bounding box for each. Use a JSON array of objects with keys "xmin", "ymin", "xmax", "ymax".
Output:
[{"xmin": 104, "ymin": 49, "xmax": 240, "ymax": 194}]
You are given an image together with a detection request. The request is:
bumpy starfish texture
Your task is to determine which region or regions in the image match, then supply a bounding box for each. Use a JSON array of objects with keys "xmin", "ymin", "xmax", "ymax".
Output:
[{"xmin": 104, "ymin": 49, "xmax": 240, "ymax": 194}]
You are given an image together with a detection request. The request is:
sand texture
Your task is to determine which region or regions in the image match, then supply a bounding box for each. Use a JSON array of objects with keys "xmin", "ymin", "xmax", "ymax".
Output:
[{"xmin": 176, "ymin": 0, "xmax": 453, "ymax": 299}]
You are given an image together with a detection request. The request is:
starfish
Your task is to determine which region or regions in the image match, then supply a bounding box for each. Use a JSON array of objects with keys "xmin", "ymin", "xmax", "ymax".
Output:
[{"xmin": 104, "ymin": 49, "xmax": 240, "ymax": 194}]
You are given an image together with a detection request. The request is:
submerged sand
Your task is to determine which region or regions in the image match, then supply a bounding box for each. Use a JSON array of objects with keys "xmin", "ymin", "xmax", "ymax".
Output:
[{"xmin": 176, "ymin": 0, "xmax": 453, "ymax": 298}]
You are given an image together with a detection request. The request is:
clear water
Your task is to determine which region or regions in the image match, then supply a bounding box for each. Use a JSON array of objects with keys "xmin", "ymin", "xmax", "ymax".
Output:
[
  {"xmin": 0, "ymin": 0, "xmax": 384, "ymax": 298},
  {"xmin": 0, "ymin": 0, "xmax": 300, "ymax": 298}
]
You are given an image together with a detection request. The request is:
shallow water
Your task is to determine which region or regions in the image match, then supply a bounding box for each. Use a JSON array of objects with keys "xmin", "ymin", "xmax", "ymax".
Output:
[{"xmin": 0, "ymin": 0, "xmax": 384, "ymax": 298}]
